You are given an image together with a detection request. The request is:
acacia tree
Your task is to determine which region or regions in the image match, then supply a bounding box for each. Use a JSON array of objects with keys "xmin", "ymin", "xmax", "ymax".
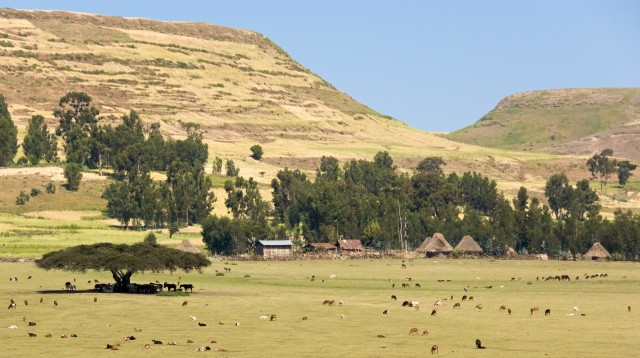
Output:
[
  {"xmin": 36, "ymin": 242, "xmax": 210, "ymax": 292},
  {"xmin": 587, "ymin": 149, "xmax": 617, "ymax": 193}
]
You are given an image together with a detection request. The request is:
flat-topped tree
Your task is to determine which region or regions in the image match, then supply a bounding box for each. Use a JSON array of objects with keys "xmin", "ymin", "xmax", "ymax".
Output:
[{"xmin": 36, "ymin": 242, "xmax": 210, "ymax": 292}]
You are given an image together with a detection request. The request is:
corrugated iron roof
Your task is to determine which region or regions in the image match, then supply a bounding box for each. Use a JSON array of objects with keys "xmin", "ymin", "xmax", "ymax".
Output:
[
  {"xmin": 257, "ymin": 240, "xmax": 293, "ymax": 246},
  {"xmin": 336, "ymin": 239, "xmax": 363, "ymax": 250}
]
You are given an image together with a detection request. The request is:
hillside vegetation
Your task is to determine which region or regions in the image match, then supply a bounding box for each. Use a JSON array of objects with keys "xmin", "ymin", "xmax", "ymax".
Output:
[{"xmin": 447, "ymin": 88, "xmax": 640, "ymax": 159}]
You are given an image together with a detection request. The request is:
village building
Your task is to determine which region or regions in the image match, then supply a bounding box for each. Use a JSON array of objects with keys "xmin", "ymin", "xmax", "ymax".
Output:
[
  {"xmin": 584, "ymin": 242, "xmax": 611, "ymax": 261},
  {"xmin": 256, "ymin": 240, "xmax": 293, "ymax": 259},
  {"xmin": 454, "ymin": 235, "xmax": 483, "ymax": 255},
  {"xmin": 335, "ymin": 239, "xmax": 363, "ymax": 253},
  {"xmin": 304, "ymin": 242, "xmax": 337, "ymax": 252},
  {"xmin": 416, "ymin": 233, "xmax": 453, "ymax": 257}
]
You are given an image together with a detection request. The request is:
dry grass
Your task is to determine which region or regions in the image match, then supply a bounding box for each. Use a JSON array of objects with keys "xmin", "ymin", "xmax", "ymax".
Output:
[{"xmin": 0, "ymin": 259, "xmax": 639, "ymax": 357}]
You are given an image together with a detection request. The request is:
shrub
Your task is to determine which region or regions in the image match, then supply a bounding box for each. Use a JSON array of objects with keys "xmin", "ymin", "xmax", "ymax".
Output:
[
  {"xmin": 16, "ymin": 191, "xmax": 29, "ymax": 205},
  {"xmin": 30, "ymin": 188, "xmax": 42, "ymax": 197},
  {"xmin": 250, "ymin": 144, "xmax": 263, "ymax": 160},
  {"xmin": 0, "ymin": 40, "xmax": 13, "ymax": 48},
  {"xmin": 63, "ymin": 163, "xmax": 82, "ymax": 191},
  {"xmin": 16, "ymin": 157, "xmax": 28, "ymax": 166},
  {"xmin": 144, "ymin": 232, "xmax": 158, "ymax": 244},
  {"xmin": 216, "ymin": 272, "xmax": 225, "ymax": 277},
  {"xmin": 45, "ymin": 182, "xmax": 56, "ymax": 194}
]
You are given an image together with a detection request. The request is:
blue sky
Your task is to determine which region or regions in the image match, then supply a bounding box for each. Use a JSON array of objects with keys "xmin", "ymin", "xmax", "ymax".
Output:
[{"xmin": 3, "ymin": 1, "xmax": 639, "ymax": 132}]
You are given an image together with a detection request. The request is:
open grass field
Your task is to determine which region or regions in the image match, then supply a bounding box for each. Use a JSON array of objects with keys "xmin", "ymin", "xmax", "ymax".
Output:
[{"xmin": 1, "ymin": 259, "xmax": 639, "ymax": 357}]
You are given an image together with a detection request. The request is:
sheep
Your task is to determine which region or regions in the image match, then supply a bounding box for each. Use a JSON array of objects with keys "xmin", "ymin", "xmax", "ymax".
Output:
[
  {"xmin": 409, "ymin": 327, "xmax": 419, "ymax": 335},
  {"xmin": 329, "ymin": 274, "xmax": 337, "ymax": 280},
  {"xmin": 573, "ymin": 307, "xmax": 580, "ymax": 312},
  {"xmin": 260, "ymin": 315, "xmax": 270, "ymax": 320},
  {"xmin": 190, "ymin": 316, "xmax": 197, "ymax": 321},
  {"xmin": 340, "ymin": 314, "xmax": 348, "ymax": 319},
  {"xmin": 433, "ymin": 300, "xmax": 442, "ymax": 309},
  {"xmin": 431, "ymin": 344, "xmax": 439, "ymax": 354},
  {"xmin": 8, "ymin": 325, "xmax": 17, "ymax": 329}
]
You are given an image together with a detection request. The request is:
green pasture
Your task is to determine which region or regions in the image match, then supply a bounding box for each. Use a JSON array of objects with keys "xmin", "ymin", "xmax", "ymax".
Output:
[{"xmin": 1, "ymin": 259, "xmax": 639, "ymax": 357}]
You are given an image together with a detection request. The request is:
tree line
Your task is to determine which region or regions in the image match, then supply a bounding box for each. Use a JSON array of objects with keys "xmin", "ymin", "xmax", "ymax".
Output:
[{"xmin": 1, "ymin": 93, "xmax": 639, "ymax": 260}]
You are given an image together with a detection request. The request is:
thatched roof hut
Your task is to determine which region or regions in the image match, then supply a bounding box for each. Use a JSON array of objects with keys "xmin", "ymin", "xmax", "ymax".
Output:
[
  {"xmin": 336, "ymin": 239, "xmax": 363, "ymax": 252},
  {"xmin": 418, "ymin": 233, "xmax": 453, "ymax": 257},
  {"xmin": 454, "ymin": 235, "xmax": 483, "ymax": 254},
  {"xmin": 416, "ymin": 236, "xmax": 432, "ymax": 253},
  {"xmin": 584, "ymin": 242, "xmax": 611, "ymax": 260},
  {"xmin": 176, "ymin": 240, "xmax": 201, "ymax": 254}
]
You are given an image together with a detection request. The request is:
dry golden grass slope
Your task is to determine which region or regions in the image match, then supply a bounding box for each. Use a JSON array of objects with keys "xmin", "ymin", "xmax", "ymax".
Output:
[{"xmin": 0, "ymin": 9, "xmax": 638, "ymax": 211}]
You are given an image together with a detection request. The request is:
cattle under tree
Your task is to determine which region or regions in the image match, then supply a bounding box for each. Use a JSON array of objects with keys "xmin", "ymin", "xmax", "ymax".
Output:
[{"xmin": 36, "ymin": 243, "xmax": 210, "ymax": 293}]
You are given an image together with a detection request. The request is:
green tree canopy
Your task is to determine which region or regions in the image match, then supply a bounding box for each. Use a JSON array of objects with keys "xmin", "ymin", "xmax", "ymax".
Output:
[
  {"xmin": 250, "ymin": 144, "xmax": 263, "ymax": 160},
  {"xmin": 63, "ymin": 162, "xmax": 83, "ymax": 191},
  {"xmin": 36, "ymin": 242, "xmax": 210, "ymax": 292},
  {"xmin": 416, "ymin": 156, "xmax": 446, "ymax": 174},
  {"xmin": 586, "ymin": 149, "xmax": 617, "ymax": 193},
  {"xmin": 22, "ymin": 114, "xmax": 58, "ymax": 165},
  {"xmin": 0, "ymin": 94, "xmax": 17, "ymax": 166},
  {"xmin": 617, "ymin": 160, "xmax": 637, "ymax": 188}
]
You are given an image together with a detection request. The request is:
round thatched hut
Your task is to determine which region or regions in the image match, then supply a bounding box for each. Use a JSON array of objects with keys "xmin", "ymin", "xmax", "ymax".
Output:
[
  {"xmin": 416, "ymin": 233, "xmax": 453, "ymax": 257},
  {"xmin": 176, "ymin": 239, "xmax": 202, "ymax": 254},
  {"xmin": 584, "ymin": 242, "xmax": 611, "ymax": 261},
  {"xmin": 454, "ymin": 235, "xmax": 483, "ymax": 255}
]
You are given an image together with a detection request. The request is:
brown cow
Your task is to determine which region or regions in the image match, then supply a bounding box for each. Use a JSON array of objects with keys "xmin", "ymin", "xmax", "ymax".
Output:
[
  {"xmin": 409, "ymin": 327, "xmax": 419, "ymax": 335},
  {"xmin": 530, "ymin": 306, "xmax": 540, "ymax": 315},
  {"xmin": 475, "ymin": 304, "xmax": 483, "ymax": 311},
  {"xmin": 453, "ymin": 303, "xmax": 461, "ymax": 309},
  {"xmin": 422, "ymin": 330, "xmax": 429, "ymax": 336},
  {"xmin": 431, "ymin": 344, "xmax": 439, "ymax": 354},
  {"xmin": 322, "ymin": 299, "xmax": 335, "ymax": 306}
]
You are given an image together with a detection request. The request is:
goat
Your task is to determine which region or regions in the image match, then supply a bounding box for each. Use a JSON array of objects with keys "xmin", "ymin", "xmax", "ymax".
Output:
[
  {"xmin": 476, "ymin": 339, "xmax": 485, "ymax": 349},
  {"xmin": 409, "ymin": 327, "xmax": 419, "ymax": 335},
  {"xmin": 431, "ymin": 344, "xmax": 439, "ymax": 354}
]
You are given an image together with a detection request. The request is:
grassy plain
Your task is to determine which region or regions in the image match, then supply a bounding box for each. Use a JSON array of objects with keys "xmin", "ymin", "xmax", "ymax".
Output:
[{"xmin": 1, "ymin": 259, "xmax": 639, "ymax": 357}]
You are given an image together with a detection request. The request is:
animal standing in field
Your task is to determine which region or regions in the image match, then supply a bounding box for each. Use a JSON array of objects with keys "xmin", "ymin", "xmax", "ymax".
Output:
[
  {"xmin": 530, "ymin": 306, "xmax": 539, "ymax": 315},
  {"xmin": 431, "ymin": 309, "xmax": 437, "ymax": 316},
  {"xmin": 8, "ymin": 325, "xmax": 17, "ymax": 329},
  {"xmin": 453, "ymin": 303, "xmax": 461, "ymax": 309},
  {"xmin": 422, "ymin": 330, "xmax": 429, "ymax": 336},
  {"xmin": 143, "ymin": 344, "xmax": 151, "ymax": 350},
  {"xmin": 391, "ymin": 295, "xmax": 397, "ymax": 300},
  {"xmin": 28, "ymin": 321, "xmax": 36, "ymax": 326},
  {"xmin": 545, "ymin": 309, "xmax": 551, "ymax": 316},
  {"xmin": 94, "ymin": 297, "xmax": 97, "ymax": 303},
  {"xmin": 475, "ymin": 304, "xmax": 483, "ymax": 311},
  {"xmin": 182, "ymin": 301, "xmax": 188, "ymax": 307},
  {"xmin": 198, "ymin": 322, "xmax": 207, "ymax": 327},
  {"xmin": 8, "ymin": 301, "xmax": 16, "ymax": 309},
  {"xmin": 322, "ymin": 299, "xmax": 335, "ymax": 306},
  {"xmin": 409, "ymin": 327, "xmax": 419, "ymax": 335},
  {"xmin": 164, "ymin": 282, "xmax": 177, "ymax": 291},
  {"xmin": 499, "ymin": 305, "xmax": 506, "ymax": 311},
  {"xmin": 28, "ymin": 333, "xmax": 37, "ymax": 337},
  {"xmin": 270, "ymin": 314, "xmax": 277, "ymax": 321},
  {"xmin": 196, "ymin": 346, "xmax": 212, "ymax": 351},
  {"xmin": 628, "ymin": 306, "xmax": 631, "ymax": 312},
  {"xmin": 24, "ymin": 300, "xmax": 28, "ymax": 306},
  {"xmin": 476, "ymin": 339, "xmax": 486, "ymax": 349},
  {"xmin": 340, "ymin": 314, "xmax": 348, "ymax": 320},
  {"xmin": 53, "ymin": 300, "xmax": 58, "ymax": 307},
  {"xmin": 152, "ymin": 339, "xmax": 163, "ymax": 345},
  {"xmin": 382, "ymin": 310, "xmax": 389, "ymax": 316},
  {"xmin": 431, "ymin": 344, "xmax": 439, "ymax": 354},
  {"xmin": 508, "ymin": 308, "xmax": 512, "ymax": 315},
  {"xmin": 180, "ymin": 284, "xmax": 194, "ymax": 292}
]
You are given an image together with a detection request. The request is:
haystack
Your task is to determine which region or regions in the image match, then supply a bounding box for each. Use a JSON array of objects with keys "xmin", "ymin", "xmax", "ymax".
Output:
[
  {"xmin": 176, "ymin": 239, "xmax": 201, "ymax": 254},
  {"xmin": 454, "ymin": 235, "xmax": 483, "ymax": 254},
  {"xmin": 584, "ymin": 242, "xmax": 611, "ymax": 260},
  {"xmin": 419, "ymin": 233, "xmax": 453, "ymax": 257}
]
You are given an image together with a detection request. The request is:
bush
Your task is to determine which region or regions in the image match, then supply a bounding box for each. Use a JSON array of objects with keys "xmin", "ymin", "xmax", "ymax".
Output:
[
  {"xmin": 30, "ymin": 188, "xmax": 42, "ymax": 197},
  {"xmin": 16, "ymin": 157, "xmax": 28, "ymax": 166},
  {"xmin": 45, "ymin": 182, "xmax": 56, "ymax": 194},
  {"xmin": 216, "ymin": 272, "xmax": 225, "ymax": 277},
  {"xmin": 16, "ymin": 191, "xmax": 29, "ymax": 205},
  {"xmin": 63, "ymin": 163, "xmax": 82, "ymax": 191},
  {"xmin": 144, "ymin": 232, "xmax": 158, "ymax": 244},
  {"xmin": 250, "ymin": 144, "xmax": 263, "ymax": 160}
]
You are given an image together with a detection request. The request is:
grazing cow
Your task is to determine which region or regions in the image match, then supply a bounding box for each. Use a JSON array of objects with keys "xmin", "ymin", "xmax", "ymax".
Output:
[
  {"xmin": 196, "ymin": 346, "xmax": 212, "ymax": 352},
  {"xmin": 8, "ymin": 302, "xmax": 16, "ymax": 309},
  {"xmin": 164, "ymin": 282, "xmax": 177, "ymax": 291},
  {"xmin": 198, "ymin": 322, "xmax": 207, "ymax": 327},
  {"xmin": 508, "ymin": 308, "xmax": 512, "ymax": 315},
  {"xmin": 61, "ymin": 334, "xmax": 68, "ymax": 338},
  {"xmin": 402, "ymin": 301, "xmax": 411, "ymax": 307},
  {"xmin": 322, "ymin": 299, "xmax": 335, "ymax": 306},
  {"xmin": 499, "ymin": 305, "xmax": 507, "ymax": 311},
  {"xmin": 431, "ymin": 344, "xmax": 439, "ymax": 354},
  {"xmin": 475, "ymin": 304, "xmax": 483, "ymax": 311},
  {"xmin": 453, "ymin": 303, "xmax": 461, "ymax": 309},
  {"xmin": 462, "ymin": 295, "xmax": 468, "ymax": 301},
  {"xmin": 530, "ymin": 306, "xmax": 540, "ymax": 315},
  {"xmin": 28, "ymin": 321, "xmax": 36, "ymax": 326},
  {"xmin": 270, "ymin": 314, "xmax": 277, "ymax": 321},
  {"xmin": 143, "ymin": 344, "xmax": 151, "ymax": 350},
  {"xmin": 545, "ymin": 309, "xmax": 551, "ymax": 316},
  {"xmin": 302, "ymin": 317, "xmax": 308, "ymax": 320},
  {"xmin": 28, "ymin": 333, "xmax": 37, "ymax": 337},
  {"xmin": 377, "ymin": 335, "xmax": 386, "ymax": 338},
  {"xmin": 415, "ymin": 283, "xmax": 421, "ymax": 288},
  {"xmin": 44, "ymin": 333, "xmax": 52, "ymax": 338},
  {"xmin": 182, "ymin": 301, "xmax": 188, "ymax": 307},
  {"xmin": 152, "ymin": 340, "xmax": 163, "ymax": 345},
  {"xmin": 180, "ymin": 284, "xmax": 194, "ymax": 292},
  {"xmin": 469, "ymin": 296, "xmax": 474, "ymax": 301},
  {"xmin": 382, "ymin": 310, "xmax": 389, "ymax": 316},
  {"xmin": 391, "ymin": 295, "xmax": 397, "ymax": 300},
  {"xmin": 476, "ymin": 339, "xmax": 486, "ymax": 349},
  {"xmin": 422, "ymin": 330, "xmax": 429, "ymax": 336},
  {"xmin": 224, "ymin": 267, "xmax": 231, "ymax": 272},
  {"xmin": 65, "ymin": 282, "xmax": 76, "ymax": 290},
  {"xmin": 409, "ymin": 327, "xmax": 419, "ymax": 335}
]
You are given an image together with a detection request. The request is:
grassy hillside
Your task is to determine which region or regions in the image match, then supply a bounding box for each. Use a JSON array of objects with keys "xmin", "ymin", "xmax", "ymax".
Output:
[{"xmin": 446, "ymin": 88, "xmax": 640, "ymax": 158}]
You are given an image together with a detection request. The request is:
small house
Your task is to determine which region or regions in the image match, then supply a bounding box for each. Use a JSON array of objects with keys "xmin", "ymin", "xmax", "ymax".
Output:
[
  {"xmin": 304, "ymin": 242, "xmax": 337, "ymax": 252},
  {"xmin": 336, "ymin": 239, "xmax": 363, "ymax": 253},
  {"xmin": 584, "ymin": 242, "xmax": 611, "ymax": 261},
  {"xmin": 454, "ymin": 235, "xmax": 483, "ymax": 255},
  {"xmin": 256, "ymin": 240, "xmax": 293, "ymax": 259}
]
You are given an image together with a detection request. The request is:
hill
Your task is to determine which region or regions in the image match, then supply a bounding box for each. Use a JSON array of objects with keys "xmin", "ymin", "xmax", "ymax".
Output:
[
  {"xmin": 0, "ymin": 9, "xmax": 639, "ymax": 213},
  {"xmin": 446, "ymin": 88, "xmax": 640, "ymax": 159}
]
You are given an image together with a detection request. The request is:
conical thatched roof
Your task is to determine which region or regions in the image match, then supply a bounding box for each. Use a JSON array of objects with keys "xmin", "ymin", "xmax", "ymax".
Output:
[
  {"xmin": 422, "ymin": 233, "xmax": 453, "ymax": 253},
  {"xmin": 176, "ymin": 239, "xmax": 201, "ymax": 254},
  {"xmin": 416, "ymin": 236, "xmax": 433, "ymax": 253},
  {"xmin": 454, "ymin": 235, "xmax": 483, "ymax": 253},
  {"xmin": 584, "ymin": 242, "xmax": 611, "ymax": 260}
]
